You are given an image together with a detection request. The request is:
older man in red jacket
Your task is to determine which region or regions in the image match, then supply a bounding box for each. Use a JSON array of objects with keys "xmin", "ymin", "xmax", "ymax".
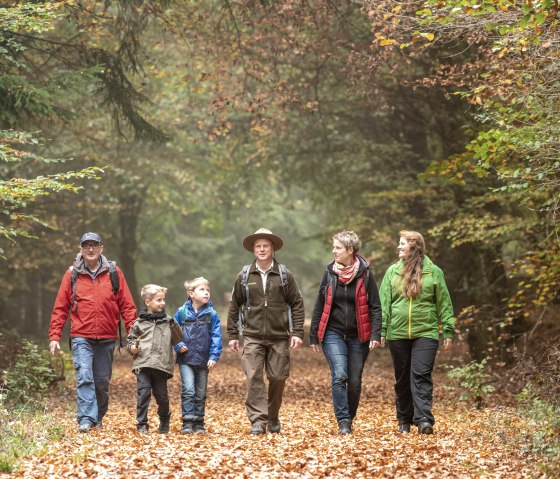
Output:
[{"xmin": 49, "ymin": 232, "xmax": 137, "ymax": 433}]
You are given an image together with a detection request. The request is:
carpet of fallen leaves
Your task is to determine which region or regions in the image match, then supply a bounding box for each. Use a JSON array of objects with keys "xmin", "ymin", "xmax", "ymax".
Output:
[{"xmin": 9, "ymin": 347, "xmax": 545, "ymax": 478}]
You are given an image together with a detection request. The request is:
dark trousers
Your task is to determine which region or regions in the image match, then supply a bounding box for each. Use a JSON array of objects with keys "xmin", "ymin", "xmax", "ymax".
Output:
[
  {"xmin": 388, "ymin": 338, "xmax": 439, "ymax": 426},
  {"xmin": 135, "ymin": 367, "xmax": 170, "ymax": 427}
]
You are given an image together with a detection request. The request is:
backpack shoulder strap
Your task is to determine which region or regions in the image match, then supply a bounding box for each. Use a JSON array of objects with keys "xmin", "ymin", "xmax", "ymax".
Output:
[
  {"xmin": 108, "ymin": 261, "xmax": 119, "ymax": 296},
  {"xmin": 240, "ymin": 264, "xmax": 251, "ymax": 306},
  {"xmin": 70, "ymin": 265, "xmax": 78, "ymax": 313},
  {"xmin": 278, "ymin": 263, "xmax": 289, "ymax": 300}
]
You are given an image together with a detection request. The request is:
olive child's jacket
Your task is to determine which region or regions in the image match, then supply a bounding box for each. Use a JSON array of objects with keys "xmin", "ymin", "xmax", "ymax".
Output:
[
  {"xmin": 126, "ymin": 310, "xmax": 183, "ymax": 378},
  {"xmin": 380, "ymin": 255, "xmax": 454, "ymax": 341}
]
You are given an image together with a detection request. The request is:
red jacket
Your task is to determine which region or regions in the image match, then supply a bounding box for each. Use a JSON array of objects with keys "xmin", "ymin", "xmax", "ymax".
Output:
[{"xmin": 49, "ymin": 257, "xmax": 137, "ymax": 341}]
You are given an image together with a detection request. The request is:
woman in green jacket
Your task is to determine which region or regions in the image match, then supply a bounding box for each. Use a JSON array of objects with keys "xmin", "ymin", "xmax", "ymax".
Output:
[{"xmin": 380, "ymin": 230, "xmax": 454, "ymax": 435}]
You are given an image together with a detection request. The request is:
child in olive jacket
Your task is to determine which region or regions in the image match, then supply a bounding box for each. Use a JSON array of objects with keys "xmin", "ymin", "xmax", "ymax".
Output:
[{"xmin": 127, "ymin": 284, "xmax": 183, "ymax": 434}]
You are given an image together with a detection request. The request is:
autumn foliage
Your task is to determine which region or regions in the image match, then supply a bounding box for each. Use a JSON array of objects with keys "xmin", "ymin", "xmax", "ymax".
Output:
[{"xmin": 8, "ymin": 348, "xmax": 548, "ymax": 479}]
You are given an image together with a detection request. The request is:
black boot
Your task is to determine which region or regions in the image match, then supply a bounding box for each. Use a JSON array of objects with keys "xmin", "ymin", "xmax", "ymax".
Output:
[
  {"xmin": 181, "ymin": 420, "xmax": 194, "ymax": 434},
  {"xmin": 193, "ymin": 418, "xmax": 206, "ymax": 434},
  {"xmin": 158, "ymin": 415, "xmax": 171, "ymax": 434}
]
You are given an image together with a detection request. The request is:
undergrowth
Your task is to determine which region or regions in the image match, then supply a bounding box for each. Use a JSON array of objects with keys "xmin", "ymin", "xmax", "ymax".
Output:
[{"xmin": 0, "ymin": 332, "xmax": 68, "ymax": 473}]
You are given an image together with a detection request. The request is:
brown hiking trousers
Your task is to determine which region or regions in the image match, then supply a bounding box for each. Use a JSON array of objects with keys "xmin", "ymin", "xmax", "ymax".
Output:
[{"xmin": 241, "ymin": 336, "xmax": 291, "ymax": 426}]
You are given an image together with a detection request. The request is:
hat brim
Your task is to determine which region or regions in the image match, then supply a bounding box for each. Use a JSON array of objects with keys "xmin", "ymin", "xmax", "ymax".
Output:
[{"xmin": 243, "ymin": 233, "xmax": 283, "ymax": 252}]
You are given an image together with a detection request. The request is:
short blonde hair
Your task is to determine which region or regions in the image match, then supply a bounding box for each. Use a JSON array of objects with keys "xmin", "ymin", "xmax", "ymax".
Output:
[
  {"xmin": 141, "ymin": 284, "xmax": 167, "ymax": 302},
  {"xmin": 184, "ymin": 277, "xmax": 210, "ymax": 295}
]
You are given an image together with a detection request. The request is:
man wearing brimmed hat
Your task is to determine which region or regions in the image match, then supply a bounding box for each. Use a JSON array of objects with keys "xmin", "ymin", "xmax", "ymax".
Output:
[
  {"xmin": 227, "ymin": 228, "xmax": 305, "ymax": 435},
  {"xmin": 49, "ymin": 232, "xmax": 136, "ymax": 433}
]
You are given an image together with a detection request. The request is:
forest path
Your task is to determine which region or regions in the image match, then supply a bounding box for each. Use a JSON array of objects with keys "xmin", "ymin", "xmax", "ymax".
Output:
[{"xmin": 11, "ymin": 347, "xmax": 537, "ymax": 478}]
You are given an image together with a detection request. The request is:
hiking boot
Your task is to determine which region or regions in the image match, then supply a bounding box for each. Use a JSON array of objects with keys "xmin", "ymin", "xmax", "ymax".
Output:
[
  {"xmin": 250, "ymin": 423, "xmax": 266, "ymax": 435},
  {"xmin": 268, "ymin": 418, "xmax": 281, "ymax": 434},
  {"xmin": 418, "ymin": 421, "xmax": 433, "ymax": 435},
  {"xmin": 338, "ymin": 420, "xmax": 352, "ymax": 435},
  {"xmin": 94, "ymin": 421, "xmax": 103, "ymax": 430},
  {"xmin": 158, "ymin": 415, "xmax": 171, "ymax": 434},
  {"xmin": 78, "ymin": 422, "xmax": 92, "ymax": 433},
  {"xmin": 193, "ymin": 423, "xmax": 206, "ymax": 434},
  {"xmin": 398, "ymin": 420, "xmax": 411, "ymax": 433},
  {"xmin": 181, "ymin": 421, "xmax": 194, "ymax": 434},
  {"xmin": 137, "ymin": 424, "xmax": 149, "ymax": 434}
]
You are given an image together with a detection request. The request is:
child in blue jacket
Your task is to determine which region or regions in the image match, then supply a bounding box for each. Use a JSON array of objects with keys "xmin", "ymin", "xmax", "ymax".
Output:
[{"xmin": 174, "ymin": 277, "xmax": 222, "ymax": 434}]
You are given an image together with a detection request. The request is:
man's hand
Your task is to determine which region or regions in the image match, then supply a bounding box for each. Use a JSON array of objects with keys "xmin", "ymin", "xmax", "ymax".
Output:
[
  {"xmin": 380, "ymin": 337, "xmax": 386, "ymax": 348},
  {"xmin": 290, "ymin": 336, "xmax": 303, "ymax": 349},
  {"xmin": 229, "ymin": 340, "xmax": 239, "ymax": 352},
  {"xmin": 208, "ymin": 359, "xmax": 216, "ymax": 368},
  {"xmin": 443, "ymin": 338, "xmax": 452, "ymax": 351},
  {"xmin": 49, "ymin": 340, "xmax": 61, "ymax": 356},
  {"xmin": 310, "ymin": 344, "xmax": 320, "ymax": 354},
  {"xmin": 369, "ymin": 340, "xmax": 381, "ymax": 350}
]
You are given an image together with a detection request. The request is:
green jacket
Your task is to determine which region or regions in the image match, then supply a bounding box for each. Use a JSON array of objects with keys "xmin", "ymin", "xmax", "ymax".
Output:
[{"xmin": 380, "ymin": 256, "xmax": 454, "ymax": 340}]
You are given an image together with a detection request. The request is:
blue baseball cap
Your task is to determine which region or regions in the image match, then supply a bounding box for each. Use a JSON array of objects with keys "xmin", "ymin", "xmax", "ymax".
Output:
[{"xmin": 80, "ymin": 232, "xmax": 103, "ymax": 245}]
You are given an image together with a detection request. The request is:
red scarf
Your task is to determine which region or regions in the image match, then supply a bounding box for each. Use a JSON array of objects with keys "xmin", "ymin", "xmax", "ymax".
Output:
[{"xmin": 333, "ymin": 256, "xmax": 360, "ymax": 284}]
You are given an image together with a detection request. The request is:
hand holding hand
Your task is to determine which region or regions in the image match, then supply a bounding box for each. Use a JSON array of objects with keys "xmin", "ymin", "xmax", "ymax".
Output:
[
  {"xmin": 229, "ymin": 340, "xmax": 239, "ymax": 352},
  {"xmin": 369, "ymin": 340, "xmax": 381, "ymax": 350}
]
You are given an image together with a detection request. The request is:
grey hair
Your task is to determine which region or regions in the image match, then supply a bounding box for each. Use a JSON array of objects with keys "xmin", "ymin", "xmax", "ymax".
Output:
[
  {"xmin": 140, "ymin": 284, "xmax": 167, "ymax": 302},
  {"xmin": 332, "ymin": 230, "xmax": 361, "ymax": 254}
]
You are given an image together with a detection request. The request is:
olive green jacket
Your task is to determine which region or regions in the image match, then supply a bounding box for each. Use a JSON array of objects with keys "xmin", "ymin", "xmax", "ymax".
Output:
[
  {"xmin": 380, "ymin": 256, "xmax": 454, "ymax": 340},
  {"xmin": 227, "ymin": 260, "xmax": 305, "ymax": 341}
]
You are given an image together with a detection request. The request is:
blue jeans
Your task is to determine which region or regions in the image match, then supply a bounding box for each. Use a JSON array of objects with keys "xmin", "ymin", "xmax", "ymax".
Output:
[
  {"xmin": 322, "ymin": 330, "xmax": 370, "ymax": 423},
  {"xmin": 179, "ymin": 364, "xmax": 208, "ymax": 422},
  {"xmin": 71, "ymin": 337, "xmax": 115, "ymax": 426}
]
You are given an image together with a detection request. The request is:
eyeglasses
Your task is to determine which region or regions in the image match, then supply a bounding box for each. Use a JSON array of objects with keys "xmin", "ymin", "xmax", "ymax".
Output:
[{"xmin": 81, "ymin": 243, "xmax": 101, "ymax": 250}]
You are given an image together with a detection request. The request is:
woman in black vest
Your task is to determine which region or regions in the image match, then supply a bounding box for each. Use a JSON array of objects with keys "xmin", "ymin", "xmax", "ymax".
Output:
[{"xmin": 310, "ymin": 230, "xmax": 382, "ymax": 435}]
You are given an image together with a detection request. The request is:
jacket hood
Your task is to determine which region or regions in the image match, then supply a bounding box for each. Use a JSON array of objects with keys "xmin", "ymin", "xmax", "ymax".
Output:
[
  {"xmin": 74, "ymin": 253, "xmax": 111, "ymax": 274},
  {"xmin": 183, "ymin": 299, "xmax": 215, "ymax": 320}
]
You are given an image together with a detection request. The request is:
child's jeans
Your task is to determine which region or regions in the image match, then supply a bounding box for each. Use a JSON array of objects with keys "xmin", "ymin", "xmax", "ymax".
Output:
[
  {"xmin": 135, "ymin": 367, "xmax": 170, "ymax": 427},
  {"xmin": 179, "ymin": 364, "xmax": 208, "ymax": 422}
]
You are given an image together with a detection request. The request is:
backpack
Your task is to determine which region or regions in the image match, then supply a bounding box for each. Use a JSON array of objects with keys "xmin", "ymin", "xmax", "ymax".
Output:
[
  {"xmin": 70, "ymin": 260, "xmax": 125, "ymax": 347},
  {"xmin": 237, "ymin": 263, "xmax": 293, "ymax": 336}
]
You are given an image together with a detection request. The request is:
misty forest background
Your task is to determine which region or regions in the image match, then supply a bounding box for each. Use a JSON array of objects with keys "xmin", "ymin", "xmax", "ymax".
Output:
[{"xmin": 1, "ymin": 0, "xmax": 559, "ymax": 407}]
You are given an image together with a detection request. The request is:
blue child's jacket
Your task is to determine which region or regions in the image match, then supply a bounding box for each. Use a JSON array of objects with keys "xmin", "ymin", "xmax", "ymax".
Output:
[{"xmin": 174, "ymin": 299, "xmax": 222, "ymax": 367}]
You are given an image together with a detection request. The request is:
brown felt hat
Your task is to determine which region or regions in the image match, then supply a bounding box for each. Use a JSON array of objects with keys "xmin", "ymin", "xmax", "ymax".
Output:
[{"xmin": 242, "ymin": 228, "xmax": 284, "ymax": 252}]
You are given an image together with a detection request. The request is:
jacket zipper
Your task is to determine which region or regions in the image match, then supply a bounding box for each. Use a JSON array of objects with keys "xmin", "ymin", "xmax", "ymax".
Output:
[{"xmin": 408, "ymin": 297, "xmax": 412, "ymax": 339}]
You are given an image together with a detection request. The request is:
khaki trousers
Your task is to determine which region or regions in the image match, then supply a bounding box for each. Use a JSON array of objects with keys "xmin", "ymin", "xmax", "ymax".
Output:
[{"xmin": 241, "ymin": 336, "xmax": 291, "ymax": 426}]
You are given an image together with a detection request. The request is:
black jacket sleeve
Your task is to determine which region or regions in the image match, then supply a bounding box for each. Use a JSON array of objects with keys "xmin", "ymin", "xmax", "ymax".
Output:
[{"xmin": 367, "ymin": 270, "xmax": 382, "ymax": 341}]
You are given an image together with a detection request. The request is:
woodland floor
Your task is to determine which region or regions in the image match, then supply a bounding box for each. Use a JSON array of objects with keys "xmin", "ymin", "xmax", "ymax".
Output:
[{"xmin": 6, "ymin": 346, "xmax": 547, "ymax": 478}]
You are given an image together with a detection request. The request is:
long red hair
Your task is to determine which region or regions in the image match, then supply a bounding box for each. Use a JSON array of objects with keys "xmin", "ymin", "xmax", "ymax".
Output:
[{"xmin": 399, "ymin": 230, "xmax": 425, "ymax": 298}]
